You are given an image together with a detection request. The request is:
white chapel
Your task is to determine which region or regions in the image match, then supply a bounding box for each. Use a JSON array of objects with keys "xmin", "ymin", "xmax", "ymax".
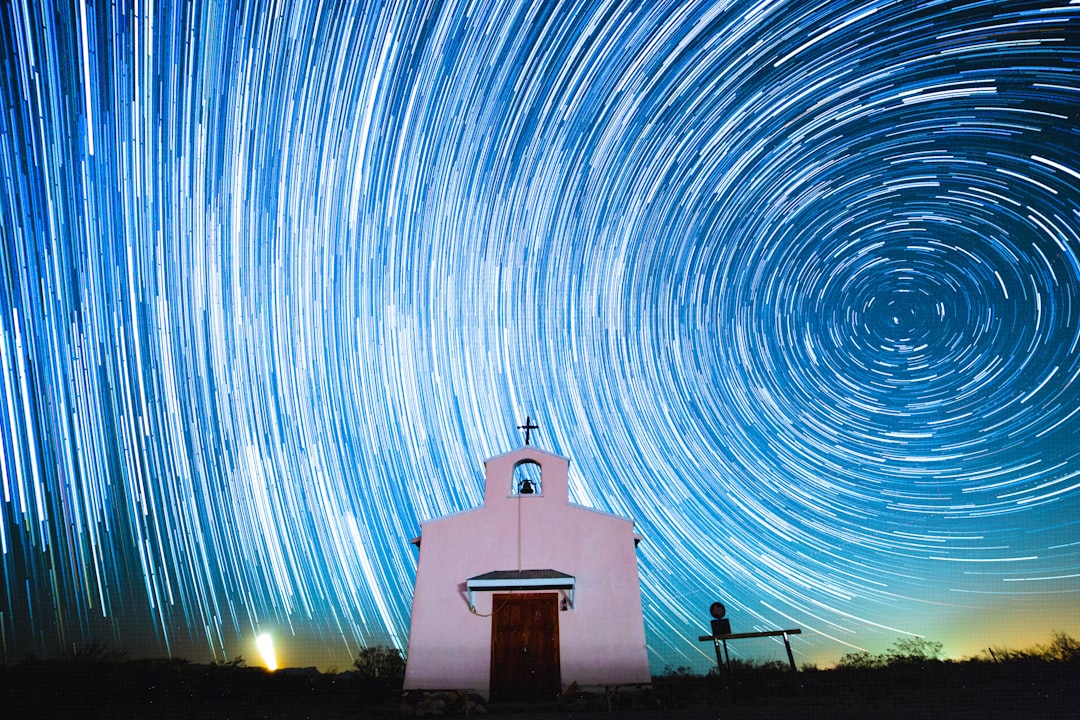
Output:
[{"xmin": 403, "ymin": 427, "xmax": 651, "ymax": 701}]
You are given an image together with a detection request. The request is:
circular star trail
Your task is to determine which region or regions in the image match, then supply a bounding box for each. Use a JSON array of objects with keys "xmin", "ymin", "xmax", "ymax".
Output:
[{"xmin": 2, "ymin": 0, "xmax": 1079, "ymax": 670}]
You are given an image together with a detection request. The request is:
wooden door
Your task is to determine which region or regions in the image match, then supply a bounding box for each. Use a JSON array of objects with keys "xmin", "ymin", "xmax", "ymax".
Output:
[{"xmin": 489, "ymin": 593, "xmax": 560, "ymax": 702}]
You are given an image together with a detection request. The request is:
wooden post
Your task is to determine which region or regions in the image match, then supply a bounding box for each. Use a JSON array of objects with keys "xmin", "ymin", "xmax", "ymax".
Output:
[
  {"xmin": 722, "ymin": 637, "xmax": 735, "ymax": 700},
  {"xmin": 783, "ymin": 631, "xmax": 797, "ymax": 672},
  {"xmin": 710, "ymin": 636, "xmax": 736, "ymax": 702}
]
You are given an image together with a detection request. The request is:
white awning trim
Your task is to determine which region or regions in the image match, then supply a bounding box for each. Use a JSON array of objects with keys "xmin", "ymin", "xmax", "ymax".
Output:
[{"xmin": 465, "ymin": 570, "xmax": 575, "ymax": 610}]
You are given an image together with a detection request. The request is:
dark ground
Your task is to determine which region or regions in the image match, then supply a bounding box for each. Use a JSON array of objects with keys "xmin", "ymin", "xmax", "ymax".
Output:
[{"xmin": 1, "ymin": 656, "xmax": 1076, "ymax": 719}]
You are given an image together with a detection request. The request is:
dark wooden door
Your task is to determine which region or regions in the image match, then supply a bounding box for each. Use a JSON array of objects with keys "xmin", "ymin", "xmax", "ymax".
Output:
[{"xmin": 489, "ymin": 593, "xmax": 560, "ymax": 702}]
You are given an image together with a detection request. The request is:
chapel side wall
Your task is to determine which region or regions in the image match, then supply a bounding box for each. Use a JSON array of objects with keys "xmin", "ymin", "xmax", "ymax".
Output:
[{"xmin": 403, "ymin": 510, "xmax": 513, "ymax": 693}]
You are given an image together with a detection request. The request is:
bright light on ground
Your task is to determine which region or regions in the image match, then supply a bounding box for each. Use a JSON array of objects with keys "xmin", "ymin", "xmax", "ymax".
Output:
[{"xmin": 256, "ymin": 633, "xmax": 278, "ymax": 671}]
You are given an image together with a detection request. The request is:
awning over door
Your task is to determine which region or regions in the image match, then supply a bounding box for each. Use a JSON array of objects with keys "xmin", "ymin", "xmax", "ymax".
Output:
[{"xmin": 466, "ymin": 569, "xmax": 575, "ymax": 610}]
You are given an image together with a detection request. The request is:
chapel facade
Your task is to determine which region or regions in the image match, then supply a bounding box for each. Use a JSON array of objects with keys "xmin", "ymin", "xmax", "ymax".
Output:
[{"xmin": 403, "ymin": 441, "xmax": 651, "ymax": 700}]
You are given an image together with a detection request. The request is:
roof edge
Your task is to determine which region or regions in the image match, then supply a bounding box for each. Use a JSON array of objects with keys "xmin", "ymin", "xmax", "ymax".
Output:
[{"xmin": 483, "ymin": 445, "xmax": 568, "ymax": 465}]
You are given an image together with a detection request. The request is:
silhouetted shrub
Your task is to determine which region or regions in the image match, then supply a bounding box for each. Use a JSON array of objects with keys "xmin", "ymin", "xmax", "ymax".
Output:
[
  {"xmin": 354, "ymin": 644, "xmax": 405, "ymax": 679},
  {"xmin": 883, "ymin": 636, "xmax": 943, "ymax": 666},
  {"xmin": 660, "ymin": 664, "xmax": 696, "ymax": 677},
  {"xmin": 836, "ymin": 649, "xmax": 885, "ymax": 669},
  {"xmin": 63, "ymin": 639, "xmax": 128, "ymax": 663},
  {"xmin": 979, "ymin": 644, "xmax": 1035, "ymax": 662},
  {"xmin": 1041, "ymin": 631, "xmax": 1080, "ymax": 662},
  {"xmin": 353, "ymin": 644, "xmax": 405, "ymax": 702},
  {"xmin": 978, "ymin": 631, "xmax": 1079, "ymax": 664},
  {"xmin": 836, "ymin": 637, "xmax": 942, "ymax": 669},
  {"xmin": 212, "ymin": 653, "xmax": 247, "ymax": 667}
]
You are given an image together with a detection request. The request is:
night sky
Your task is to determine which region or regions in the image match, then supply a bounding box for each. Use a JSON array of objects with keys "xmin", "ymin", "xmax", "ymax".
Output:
[{"xmin": 2, "ymin": 0, "xmax": 1079, "ymax": 674}]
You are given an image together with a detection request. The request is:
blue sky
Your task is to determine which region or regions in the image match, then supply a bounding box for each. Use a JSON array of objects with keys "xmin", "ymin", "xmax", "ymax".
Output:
[{"xmin": 2, "ymin": 0, "xmax": 1078, "ymax": 673}]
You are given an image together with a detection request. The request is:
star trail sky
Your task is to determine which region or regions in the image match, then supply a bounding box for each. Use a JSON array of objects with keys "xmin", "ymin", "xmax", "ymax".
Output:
[{"xmin": 2, "ymin": 0, "xmax": 1079, "ymax": 672}]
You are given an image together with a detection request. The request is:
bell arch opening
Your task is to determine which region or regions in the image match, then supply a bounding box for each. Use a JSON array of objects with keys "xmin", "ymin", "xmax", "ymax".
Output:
[{"xmin": 511, "ymin": 460, "xmax": 542, "ymax": 496}]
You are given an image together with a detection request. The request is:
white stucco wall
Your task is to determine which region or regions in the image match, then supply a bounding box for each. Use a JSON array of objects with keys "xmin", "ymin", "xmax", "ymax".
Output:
[{"xmin": 403, "ymin": 447, "xmax": 651, "ymax": 697}]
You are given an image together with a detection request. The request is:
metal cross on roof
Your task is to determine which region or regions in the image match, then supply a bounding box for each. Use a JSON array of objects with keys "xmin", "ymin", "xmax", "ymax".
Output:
[{"xmin": 517, "ymin": 416, "xmax": 539, "ymax": 445}]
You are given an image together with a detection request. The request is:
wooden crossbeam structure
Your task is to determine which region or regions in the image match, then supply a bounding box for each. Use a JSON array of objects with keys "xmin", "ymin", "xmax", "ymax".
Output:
[
  {"xmin": 698, "ymin": 628, "xmax": 802, "ymax": 644},
  {"xmin": 698, "ymin": 628, "xmax": 802, "ymax": 698}
]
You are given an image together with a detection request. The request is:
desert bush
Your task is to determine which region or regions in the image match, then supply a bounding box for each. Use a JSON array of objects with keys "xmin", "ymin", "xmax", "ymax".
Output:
[
  {"xmin": 836, "ymin": 649, "xmax": 885, "ymax": 669},
  {"xmin": 353, "ymin": 644, "xmax": 405, "ymax": 702},
  {"xmin": 978, "ymin": 645, "xmax": 1035, "ymax": 662},
  {"xmin": 978, "ymin": 632, "xmax": 1079, "ymax": 664},
  {"xmin": 353, "ymin": 644, "xmax": 405, "ymax": 680},
  {"xmin": 1039, "ymin": 631, "xmax": 1080, "ymax": 662},
  {"xmin": 836, "ymin": 637, "xmax": 942, "ymax": 669},
  {"xmin": 212, "ymin": 654, "xmax": 246, "ymax": 667},
  {"xmin": 64, "ymin": 639, "xmax": 128, "ymax": 663},
  {"xmin": 883, "ymin": 636, "xmax": 942, "ymax": 666},
  {"xmin": 756, "ymin": 659, "xmax": 794, "ymax": 672},
  {"xmin": 660, "ymin": 664, "xmax": 697, "ymax": 677}
]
